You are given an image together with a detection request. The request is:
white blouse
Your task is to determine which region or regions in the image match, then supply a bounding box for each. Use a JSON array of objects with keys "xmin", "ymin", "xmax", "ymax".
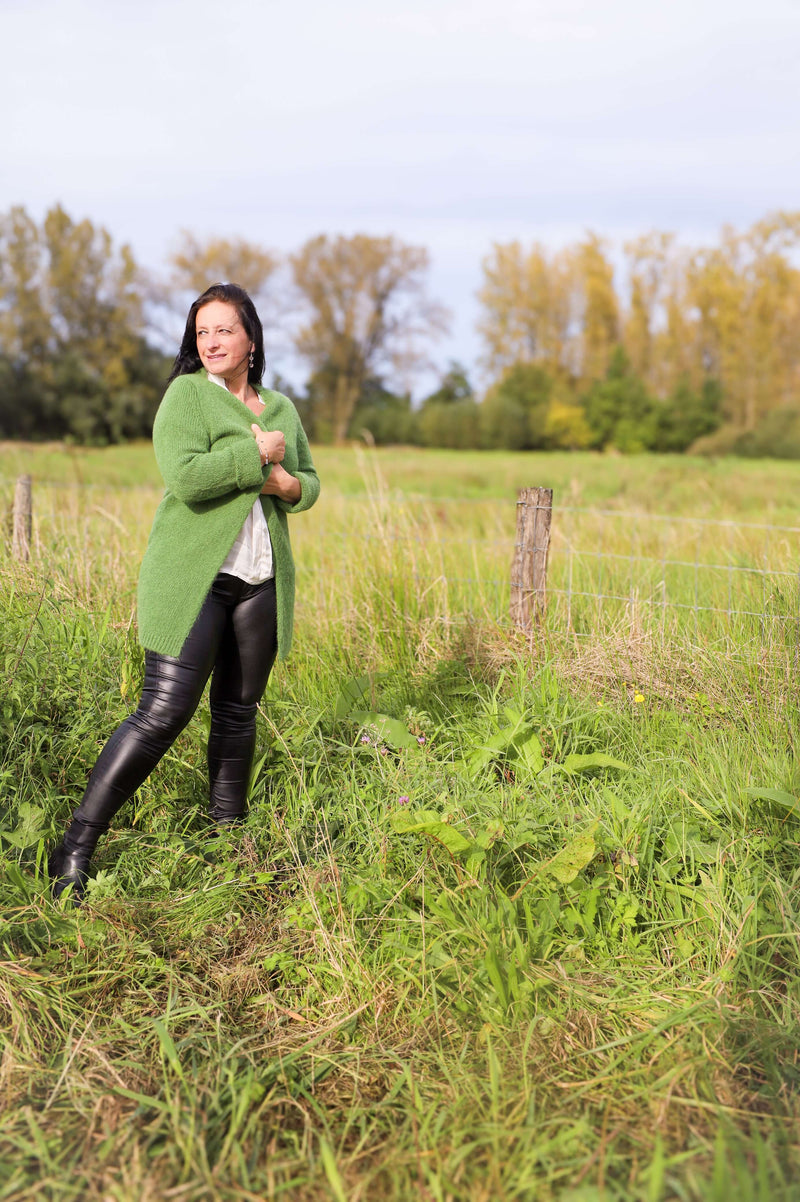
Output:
[{"xmin": 208, "ymin": 372, "xmax": 274, "ymax": 584}]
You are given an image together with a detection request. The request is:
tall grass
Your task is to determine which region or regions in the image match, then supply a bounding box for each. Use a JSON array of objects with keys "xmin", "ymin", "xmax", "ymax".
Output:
[{"xmin": 1, "ymin": 444, "xmax": 800, "ymax": 1199}]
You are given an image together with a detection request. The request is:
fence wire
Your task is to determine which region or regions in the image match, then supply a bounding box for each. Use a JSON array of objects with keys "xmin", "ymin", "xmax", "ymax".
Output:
[
  {"xmin": 312, "ymin": 495, "xmax": 800, "ymax": 660},
  {"xmin": 5, "ymin": 477, "xmax": 799, "ymax": 662}
]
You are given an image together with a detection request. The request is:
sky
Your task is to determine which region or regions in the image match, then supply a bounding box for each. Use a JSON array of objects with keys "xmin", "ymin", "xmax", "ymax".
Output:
[{"xmin": 4, "ymin": 0, "xmax": 799, "ymax": 395}]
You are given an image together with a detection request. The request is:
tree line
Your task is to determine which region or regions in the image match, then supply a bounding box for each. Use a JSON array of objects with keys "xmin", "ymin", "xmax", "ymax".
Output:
[{"xmin": 2, "ymin": 203, "xmax": 799, "ymax": 454}]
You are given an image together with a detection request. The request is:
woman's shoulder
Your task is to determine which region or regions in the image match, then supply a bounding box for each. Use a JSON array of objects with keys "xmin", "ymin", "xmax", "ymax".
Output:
[
  {"xmin": 154, "ymin": 371, "xmax": 207, "ymax": 433},
  {"xmin": 158, "ymin": 370, "xmax": 217, "ymax": 411},
  {"xmin": 163, "ymin": 369, "xmax": 206, "ymax": 399}
]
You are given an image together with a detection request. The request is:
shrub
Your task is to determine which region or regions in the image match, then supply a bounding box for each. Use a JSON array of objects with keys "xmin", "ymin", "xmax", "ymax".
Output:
[{"xmin": 734, "ymin": 406, "xmax": 800, "ymax": 459}]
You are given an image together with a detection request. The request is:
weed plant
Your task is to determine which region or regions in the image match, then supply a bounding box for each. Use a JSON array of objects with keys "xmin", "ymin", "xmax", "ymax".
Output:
[{"xmin": 1, "ymin": 445, "xmax": 799, "ymax": 1199}]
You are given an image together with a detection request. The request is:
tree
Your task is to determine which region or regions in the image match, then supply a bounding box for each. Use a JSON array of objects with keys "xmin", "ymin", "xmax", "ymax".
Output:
[
  {"xmin": 477, "ymin": 234, "xmax": 619, "ymax": 384},
  {"xmin": 481, "ymin": 362, "xmax": 555, "ymax": 449},
  {"xmin": 0, "ymin": 206, "xmax": 49, "ymax": 363},
  {"xmin": 582, "ymin": 347, "xmax": 657, "ymax": 452},
  {"xmin": 168, "ymin": 230, "xmax": 280, "ymax": 304},
  {"xmin": 477, "ymin": 241, "xmax": 574, "ymax": 375},
  {"xmin": 349, "ymin": 380, "xmax": 416, "ymax": 445},
  {"xmin": 417, "ymin": 398, "xmax": 480, "ymax": 449},
  {"xmin": 622, "ymin": 231, "xmax": 675, "ymax": 386},
  {"xmin": 290, "ymin": 234, "xmax": 448, "ymax": 443},
  {"xmin": 684, "ymin": 213, "xmax": 800, "ymax": 429},
  {"xmin": 419, "ymin": 361, "xmax": 474, "ymax": 407},
  {"xmin": 574, "ymin": 234, "xmax": 620, "ymax": 382},
  {"xmin": 43, "ymin": 205, "xmax": 143, "ymax": 390},
  {"xmin": 163, "ymin": 231, "xmax": 283, "ymax": 353},
  {"xmin": 0, "ymin": 203, "xmax": 164, "ymax": 442},
  {"xmin": 653, "ymin": 376, "xmax": 723, "ymax": 453}
]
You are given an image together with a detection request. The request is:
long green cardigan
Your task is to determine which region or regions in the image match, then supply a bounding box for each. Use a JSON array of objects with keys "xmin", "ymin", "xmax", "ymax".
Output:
[{"xmin": 136, "ymin": 370, "xmax": 320, "ymax": 660}]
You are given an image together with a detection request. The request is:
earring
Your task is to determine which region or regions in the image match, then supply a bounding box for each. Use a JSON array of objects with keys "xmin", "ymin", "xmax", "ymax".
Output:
[{"xmin": 249, "ymin": 350, "xmax": 254, "ymax": 369}]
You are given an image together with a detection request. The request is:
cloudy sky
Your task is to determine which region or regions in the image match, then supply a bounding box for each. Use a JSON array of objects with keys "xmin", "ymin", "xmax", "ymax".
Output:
[{"xmin": 5, "ymin": 0, "xmax": 799, "ymax": 393}]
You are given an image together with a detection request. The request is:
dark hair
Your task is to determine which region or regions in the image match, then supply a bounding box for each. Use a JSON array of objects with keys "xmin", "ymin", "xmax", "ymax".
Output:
[{"xmin": 167, "ymin": 282, "xmax": 266, "ymax": 385}]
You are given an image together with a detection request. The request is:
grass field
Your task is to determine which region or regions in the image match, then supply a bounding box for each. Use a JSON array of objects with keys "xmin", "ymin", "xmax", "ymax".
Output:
[{"xmin": 2, "ymin": 443, "xmax": 800, "ymax": 1200}]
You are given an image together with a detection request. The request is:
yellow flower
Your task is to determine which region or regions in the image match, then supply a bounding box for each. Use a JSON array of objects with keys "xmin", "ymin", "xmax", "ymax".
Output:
[{"xmin": 634, "ymin": 693, "xmax": 645, "ymax": 704}]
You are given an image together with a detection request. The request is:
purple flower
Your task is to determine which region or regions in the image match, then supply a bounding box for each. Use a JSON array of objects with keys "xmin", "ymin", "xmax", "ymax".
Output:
[
  {"xmin": 398, "ymin": 795, "xmax": 410, "ymax": 806},
  {"xmin": 360, "ymin": 734, "xmax": 371, "ymax": 744},
  {"xmin": 417, "ymin": 735, "xmax": 426, "ymax": 745}
]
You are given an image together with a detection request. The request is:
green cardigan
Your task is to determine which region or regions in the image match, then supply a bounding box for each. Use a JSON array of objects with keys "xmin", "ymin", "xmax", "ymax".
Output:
[{"xmin": 136, "ymin": 370, "xmax": 320, "ymax": 659}]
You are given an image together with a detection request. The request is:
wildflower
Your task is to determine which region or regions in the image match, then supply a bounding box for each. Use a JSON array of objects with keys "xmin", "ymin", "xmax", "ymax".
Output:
[
  {"xmin": 398, "ymin": 795, "xmax": 410, "ymax": 806},
  {"xmin": 360, "ymin": 734, "xmax": 371, "ymax": 744},
  {"xmin": 634, "ymin": 693, "xmax": 645, "ymax": 704},
  {"xmin": 417, "ymin": 735, "xmax": 426, "ymax": 745}
]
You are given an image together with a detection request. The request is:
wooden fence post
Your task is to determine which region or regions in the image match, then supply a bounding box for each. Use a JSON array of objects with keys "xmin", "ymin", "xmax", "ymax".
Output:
[
  {"xmin": 12, "ymin": 474, "xmax": 32, "ymax": 561},
  {"xmin": 510, "ymin": 486, "xmax": 553, "ymax": 629}
]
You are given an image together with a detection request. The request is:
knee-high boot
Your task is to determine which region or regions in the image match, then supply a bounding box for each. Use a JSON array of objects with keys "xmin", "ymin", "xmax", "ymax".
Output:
[{"xmin": 47, "ymin": 818, "xmax": 106, "ymax": 905}]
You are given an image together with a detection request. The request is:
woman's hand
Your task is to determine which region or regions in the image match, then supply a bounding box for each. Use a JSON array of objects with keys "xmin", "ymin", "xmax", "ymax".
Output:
[
  {"xmin": 260, "ymin": 463, "xmax": 302, "ymax": 503},
  {"xmin": 251, "ymin": 424, "xmax": 286, "ymax": 466}
]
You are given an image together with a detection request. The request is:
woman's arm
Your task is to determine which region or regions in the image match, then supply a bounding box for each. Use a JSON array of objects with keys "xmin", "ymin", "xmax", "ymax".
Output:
[
  {"xmin": 153, "ymin": 380, "xmax": 263, "ymax": 504},
  {"xmin": 270, "ymin": 420, "xmax": 320, "ymax": 514},
  {"xmin": 260, "ymin": 463, "xmax": 301, "ymax": 503}
]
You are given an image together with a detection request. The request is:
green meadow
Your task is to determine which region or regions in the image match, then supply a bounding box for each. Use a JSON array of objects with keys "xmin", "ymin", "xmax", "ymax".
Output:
[{"xmin": 2, "ymin": 442, "xmax": 800, "ymax": 1200}]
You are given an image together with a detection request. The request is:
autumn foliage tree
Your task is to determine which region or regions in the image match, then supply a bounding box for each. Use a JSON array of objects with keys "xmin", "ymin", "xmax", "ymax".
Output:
[
  {"xmin": 290, "ymin": 234, "xmax": 448, "ymax": 443},
  {"xmin": 167, "ymin": 231, "xmax": 281, "ymax": 329},
  {"xmin": 2, "ymin": 201, "xmax": 799, "ymax": 455},
  {"xmin": 477, "ymin": 211, "xmax": 800, "ymax": 453}
]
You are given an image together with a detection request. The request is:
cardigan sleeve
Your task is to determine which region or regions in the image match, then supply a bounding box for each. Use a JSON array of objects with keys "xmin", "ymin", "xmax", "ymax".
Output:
[
  {"xmin": 153, "ymin": 378, "xmax": 264, "ymax": 504},
  {"xmin": 273, "ymin": 417, "xmax": 321, "ymax": 514}
]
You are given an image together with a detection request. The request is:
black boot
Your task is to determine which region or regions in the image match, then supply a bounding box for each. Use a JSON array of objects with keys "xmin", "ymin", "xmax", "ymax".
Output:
[{"xmin": 47, "ymin": 819, "xmax": 104, "ymax": 905}]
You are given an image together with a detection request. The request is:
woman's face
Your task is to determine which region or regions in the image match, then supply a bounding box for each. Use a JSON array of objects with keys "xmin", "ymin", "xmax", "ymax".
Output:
[{"xmin": 195, "ymin": 300, "xmax": 254, "ymax": 378}]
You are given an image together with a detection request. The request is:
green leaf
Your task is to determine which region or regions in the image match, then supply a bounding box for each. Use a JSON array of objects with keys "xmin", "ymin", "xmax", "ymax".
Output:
[
  {"xmin": 557, "ymin": 753, "xmax": 631, "ymax": 776},
  {"xmin": 546, "ymin": 827, "xmax": 597, "ymax": 884},
  {"xmin": 465, "ymin": 847, "xmax": 487, "ymax": 878},
  {"xmin": 685, "ymin": 837, "xmax": 722, "ymax": 864},
  {"xmin": 390, "ymin": 808, "xmax": 471, "ymax": 854},
  {"xmin": 465, "ymin": 726, "xmax": 520, "ymax": 776},
  {"xmin": 350, "ymin": 710, "xmax": 417, "ymax": 749},
  {"xmin": 1, "ymin": 803, "xmax": 46, "ymax": 848},
  {"xmin": 464, "ymin": 720, "xmax": 543, "ymax": 778},
  {"xmin": 603, "ymin": 787, "xmax": 632, "ymax": 822},
  {"xmin": 473, "ymin": 819, "xmax": 505, "ymax": 850},
  {"xmin": 512, "ymin": 731, "xmax": 545, "ymax": 775},
  {"xmin": 335, "ymin": 675, "xmax": 373, "ymax": 720},
  {"xmin": 744, "ymin": 787, "xmax": 800, "ymax": 816}
]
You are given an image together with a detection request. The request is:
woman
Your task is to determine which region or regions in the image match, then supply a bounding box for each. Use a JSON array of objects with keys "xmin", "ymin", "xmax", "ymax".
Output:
[{"xmin": 48, "ymin": 282, "xmax": 320, "ymax": 903}]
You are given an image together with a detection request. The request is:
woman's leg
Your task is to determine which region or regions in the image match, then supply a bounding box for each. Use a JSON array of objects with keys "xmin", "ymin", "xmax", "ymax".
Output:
[
  {"xmin": 50, "ymin": 585, "xmax": 231, "ymax": 900},
  {"xmin": 207, "ymin": 577, "xmax": 278, "ymax": 825}
]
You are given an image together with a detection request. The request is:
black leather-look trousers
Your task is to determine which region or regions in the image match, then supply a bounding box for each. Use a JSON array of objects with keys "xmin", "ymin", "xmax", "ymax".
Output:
[{"xmin": 67, "ymin": 573, "xmax": 278, "ymax": 844}]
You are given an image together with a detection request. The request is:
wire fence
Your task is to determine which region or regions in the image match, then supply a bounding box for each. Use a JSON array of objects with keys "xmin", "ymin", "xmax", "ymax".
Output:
[
  {"xmin": 311, "ymin": 491, "xmax": 800, "ymax": 661},
  {"xmin": 5, "ymin": 474, "xmax": 800, "ymax": 662},
  {"xmin": 545, "ymin": 505, "xmax": 800, "ymax": 659}
]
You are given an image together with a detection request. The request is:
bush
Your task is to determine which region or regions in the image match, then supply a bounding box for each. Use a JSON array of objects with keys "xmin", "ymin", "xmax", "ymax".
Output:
[
  {"xmin": 417, "ymin": 399, "xmax": 481, "ymax": 448},
  {"xmin": 350, "ymin": 401, "xmax": 418, "ymax": 445},
  {"xmin": 733, "ymin": 406, "xmax": 800, "ymax": 459},
  {"xmin": 479, "ymin": 391, "xmax": 529, "ymax": 449},
  {"xmin": 653, "ymin": 377, "xmax": 723, "ymax": 453},
  {"xmin": 581, "ymin": 347, "xmax": 658, "ymax": 452},
  {"xmin": 481, "ymin": 363, "xmax": 554, "ymax": 449},
  {"xmin": 542, "ymin": 400, "xmax": 593, "ymax": 450}
]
